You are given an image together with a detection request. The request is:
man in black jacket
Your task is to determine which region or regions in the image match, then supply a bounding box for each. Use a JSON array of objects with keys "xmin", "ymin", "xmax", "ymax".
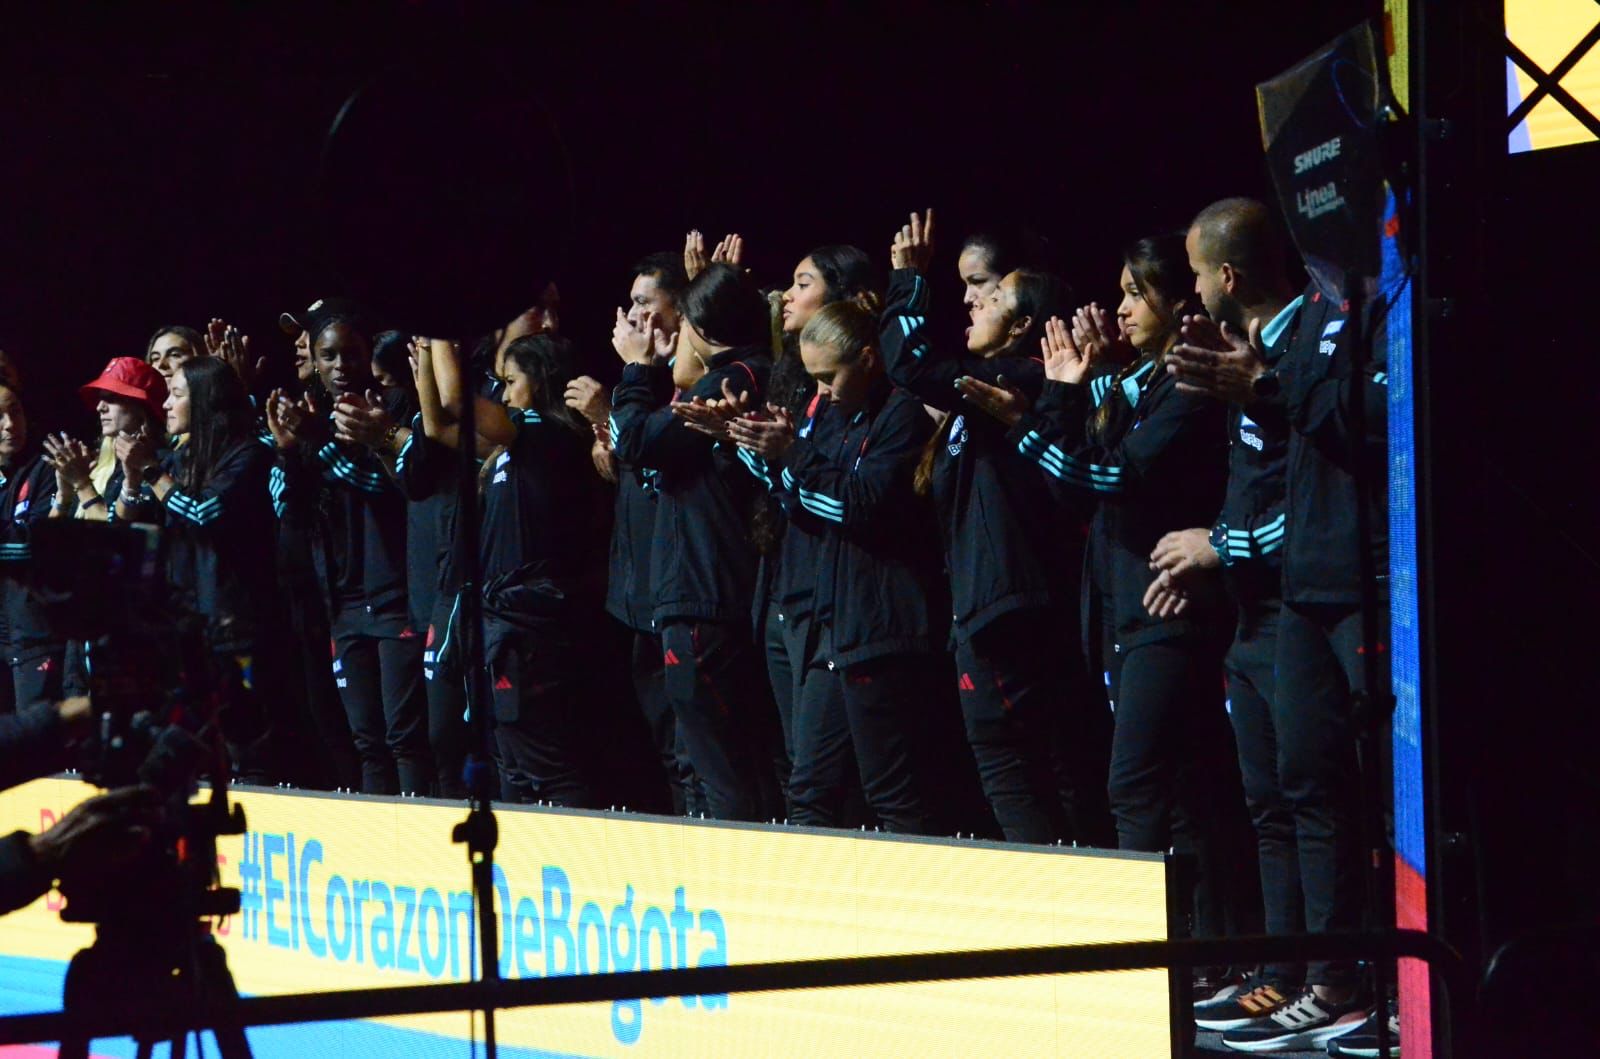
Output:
[
  {"xmin": 609, "ymin": 264, "xmax": 779, "ymax": 823},
  {"xmin": 1165, "ymin": 197, "xmax": 1388, "ymax": 1052}
]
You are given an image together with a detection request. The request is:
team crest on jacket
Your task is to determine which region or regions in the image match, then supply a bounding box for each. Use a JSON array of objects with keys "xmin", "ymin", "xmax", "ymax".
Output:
[
  {"xmin": 1320, "ymin": 318, "xmax": 1344, "ymax": 356},
  {"xmin": 947, "ymin": 415, "xmax": 968, "ymax": 457},
  {"xmin": 1237, "ymin": 414, "xmax": 1264, "ymax": 452}
]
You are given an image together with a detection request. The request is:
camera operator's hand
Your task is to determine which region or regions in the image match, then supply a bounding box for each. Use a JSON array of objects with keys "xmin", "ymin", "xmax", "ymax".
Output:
[{"xmin": 30, "ymin": 786, "xmax": 159, "ymax": 886}]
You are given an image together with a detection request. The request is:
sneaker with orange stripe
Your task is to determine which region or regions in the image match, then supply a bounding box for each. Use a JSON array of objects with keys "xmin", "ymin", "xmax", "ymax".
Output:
[{"xmin": 1196, "ymin": 975, "xmax": 1299, "ymax": 1031}]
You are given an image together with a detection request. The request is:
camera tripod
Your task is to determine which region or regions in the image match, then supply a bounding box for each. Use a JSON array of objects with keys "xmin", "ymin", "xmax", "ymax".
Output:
[{"xmin": 58, "ymin": 916, "xmax": 252, "ymax": 1059}]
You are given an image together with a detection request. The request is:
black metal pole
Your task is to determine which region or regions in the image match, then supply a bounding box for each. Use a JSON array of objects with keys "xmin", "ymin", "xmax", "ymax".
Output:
[
  {"xmin": 0, "ymin": 931, "xmax": 1472, "ymax": 1054},
  {"xmin": 446, "ymin": 339, "xmax": 498, "ymax": 1059}
]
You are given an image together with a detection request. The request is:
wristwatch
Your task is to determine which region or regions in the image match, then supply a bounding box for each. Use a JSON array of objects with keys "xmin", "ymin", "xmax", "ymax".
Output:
[
  {"xmin": 1250, "ymin": 369, "xmax": 1280, "ymax": 400},
  {"xmin": 1208, "ymin": 523, "xmax": 1235, "ymax": 567}
]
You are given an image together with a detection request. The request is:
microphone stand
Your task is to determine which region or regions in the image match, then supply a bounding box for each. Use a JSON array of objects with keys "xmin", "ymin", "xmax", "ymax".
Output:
[{"xmin": 448, "ymin": 342, "xmax": 499, "ymax": 1059}]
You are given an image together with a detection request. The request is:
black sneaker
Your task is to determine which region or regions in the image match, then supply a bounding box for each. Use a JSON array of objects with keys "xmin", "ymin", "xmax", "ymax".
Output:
[
  {"xmin": 1221, "ymin": 987, "xmax": 1369, "ymax": 1052},
  {"xmin": 1325, "ymin": 1000, "xmax": 1400, "ymax": 1057},
  {"xmin": 1195, "ymin": 966, "xmax": 1248, "ymax": 1003},
  {"xmin": 1195, "ymin": 976, "xmax": 1298, "ymax": 1031}
]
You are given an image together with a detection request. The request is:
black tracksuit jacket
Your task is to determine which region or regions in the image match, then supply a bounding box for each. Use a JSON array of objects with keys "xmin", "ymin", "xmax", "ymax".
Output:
[
  {"xmin": 879, "ymin": 267, "xmax": 1086, "ymax": 643},
  {"xmin": 1277, "ymin": 289, "xmax": 1385, "ymax": 606},
  {"xmin": 1007, "ymin": 360, "xmax": 1229, "ymax": 652},
  {"xmin": 278, "ymin": 433, "xmax": 411, "ymax": 627},
  {"xmin": 0, "ymin": 454, "xmax": 59, "ymax": 656},
  {"xmin": 1209, "ymin": 293, "xmax": 1315, "ymax": 605},
  {"xmin": 609, "ymin": 347, "xmax": 771, "ymax": 627},
  {"xmin": 776, "ymin": 383, "xmax": 944, "ymax": 667},
  {"xmin": 159, "ymin": 438, "xmax": 280, "ymax": 653}
]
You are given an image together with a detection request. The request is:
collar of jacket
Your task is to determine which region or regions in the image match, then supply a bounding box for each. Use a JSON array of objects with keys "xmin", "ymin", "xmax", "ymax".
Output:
[{"xmin": 704, "ymin": 344, "xmax": 766, "ymax": 370}]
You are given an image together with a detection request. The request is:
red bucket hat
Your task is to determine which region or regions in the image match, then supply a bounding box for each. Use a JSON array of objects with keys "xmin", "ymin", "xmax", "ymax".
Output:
[{"xmin": 80, "ymin": 357, "xmax": 168, "ymax": 423}]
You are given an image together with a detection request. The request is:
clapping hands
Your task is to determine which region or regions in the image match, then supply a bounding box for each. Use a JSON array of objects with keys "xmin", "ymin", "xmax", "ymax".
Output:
[{"xmin": 684, "ymin": 230, "xmax": 744, "ymax": 280}]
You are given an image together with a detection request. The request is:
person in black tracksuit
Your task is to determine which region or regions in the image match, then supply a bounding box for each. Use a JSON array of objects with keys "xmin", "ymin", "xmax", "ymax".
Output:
[
  {"xmin": 118, "ymin": 357, "xmax": 285, "ymax": 781},
  {"xmin": 1167, "ymin": 197, "xmax": 1394, "ymax": 1047},
  {"xmin": 878, "ymin": 219, "xmax": 1114, "ymax": 847},
  {"xmin": 733, "ymin": 300, "xmax": 944, "ymax": 833},
  {"xmin": 268, "ymin": 308, "xmax": 432, "ymax": 795},
  {"xmin": 1274, "ymin": 287, "xmax": 1384, "ymax": 1001},
  {"xmin": 737, "ymin": 246, "xmax": 878, "ymax": 823},
  {"xmin": 456, "ymin": 334, "xmax": 597, "ymax": 805},
  {"xmin": 0, "ymin": 384, "xmax": 62, "ymax": 714},
  {"xmin": 567, "ymin": 252, "xmax": 693, "ymax": 815},
  {"xmin": 609, "ymin": 263, "xmax": 778, "ymax": 823},
  {"xmin": 975, "ymin": 237, "xmax": 1244, "ymax": 933},
  {"xmin": 1157, "ymin": 282, "xmax": 1327, "ymax": 1027},
  {"xmin": 327, "ymin": 330, "xmax": 473, "ymax": 799}
]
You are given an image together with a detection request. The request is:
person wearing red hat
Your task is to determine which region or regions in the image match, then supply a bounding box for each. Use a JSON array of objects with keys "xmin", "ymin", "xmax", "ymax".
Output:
[{"xmin": 41, "ymin": 358, "xmax": 167, "ymax": 522}]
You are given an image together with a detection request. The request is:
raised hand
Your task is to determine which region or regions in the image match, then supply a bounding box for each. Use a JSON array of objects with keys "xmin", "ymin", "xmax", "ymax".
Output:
[
  {"xmin": 726, "ymin": 406, "xmax": 795, "ymax": 460},
  {"xmin": 564, "ymin": 375, "xmax": 612, "ymax": 426},
  {"xmin": 1166, "ymin": 314, "xmax": 1267, "ymax": 405},
  {"xmin": 710, "ymin": 233, "xmax": 744, "ymax": 269},
  {"xmin": 955, "ymin": 374, "xmax": 1031, "ymax": 428},
  {"xmin": 1072, "ymin": 303, "xmax": 1132, "ymax": 366},
  {"xmin": 889, "ymin": 208, "xmax": 936, "ymax": 272},
  {"xmin": 1041, "ymin": 316, "xmax": 1095, "ymax": 385},
  {"xmin": 206, "ymin": 317, "xmax": 265, "ymax": 389},
  {"xmin": 684, "ymin": 230, "xmax": 708, "ymax": 280}
]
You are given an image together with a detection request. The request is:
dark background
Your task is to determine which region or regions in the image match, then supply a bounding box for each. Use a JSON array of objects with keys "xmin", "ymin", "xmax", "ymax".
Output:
[
  {"xmin": 0, "ymin": 0, "xmax": 1372, "ymax": 425},
  {"xmin": 3, "ymin": 0, "xmax": 1598, "ymax": 984}
]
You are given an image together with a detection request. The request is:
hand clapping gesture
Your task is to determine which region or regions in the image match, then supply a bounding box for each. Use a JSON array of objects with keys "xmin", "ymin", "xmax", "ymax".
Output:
[
  {"xmin": 670, "ymin": 377, "xmax": 755, "ymax": 440},
  {"xmin": 684, "ymin": 230, "xmax": 744, "ymax": 280},
  {"xmin": 333, "ymin": 390, "xmax": 396, "ymax": 449},
  {"xmin": 1165, "ymin": 314, "xmax": 1268, "ymax": 405},
  {"xmin": 205, "ymin": 317, "xmax": 266, "ymax": 390},
  {"xmin": 266, "ymin": 388, "xmax": 326, "ymax": 450},
  {"xmin": 611, "ymin": 308, "xmax": 676, "ymax": 366},
  {"xmin": 890, "ymin": 208, "xmax": 935, "ymax": 272},
  {"xmin": 726, "ymin": 405, "xmax": 795, "ymax": 460},
  {"xmin": 1071, "ymin": 303, "xmax": 1133, "ymax": 366},
  {"xmin": 954, "ymin": 374, "xmax": 1031, "ymax": 428},
  {"xmin": 42, "ymin": 433, "xmax": 95, "ymax": 493},
  {"xmin": 1041, "ymin": 315, "xmax": 1097, "ymax": 385},
  {"xmin": 114, "ymin": 431, "xmax": 159, "ymax": 480}
]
